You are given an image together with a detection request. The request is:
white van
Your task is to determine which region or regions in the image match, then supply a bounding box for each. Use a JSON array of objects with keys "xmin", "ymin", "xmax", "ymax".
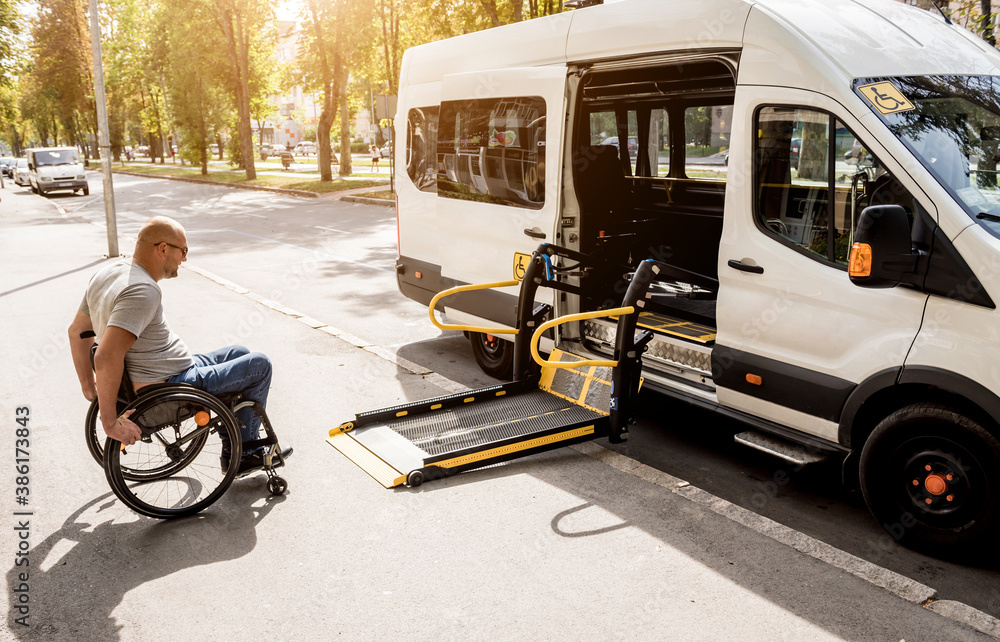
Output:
[
  {"xmin": 391, "ymin": 0, "xmax": 1000, "ymax": 553},
  {"xmin": 27, "ymin": 147, "xmax": 89, "ymax": 197}
]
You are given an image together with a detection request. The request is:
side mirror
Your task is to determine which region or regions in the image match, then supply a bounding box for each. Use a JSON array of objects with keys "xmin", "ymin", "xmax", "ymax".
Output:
[{"xmin": 849, "ymin": 205, "xmax": 919, "ymax": 288}]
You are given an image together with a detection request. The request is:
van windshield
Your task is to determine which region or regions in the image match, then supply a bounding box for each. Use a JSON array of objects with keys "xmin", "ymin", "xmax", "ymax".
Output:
[
  {"xmin": 33, "ymin": 149, "xmax": 79, "ymax": 166},
  {"xmin": 855, "ymin": 75, "xmax": 1000, "ymax": 235}
]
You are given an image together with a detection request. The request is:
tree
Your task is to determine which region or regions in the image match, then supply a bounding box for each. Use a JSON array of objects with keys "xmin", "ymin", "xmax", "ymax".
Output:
[
  {"xmin": 952, "ymin": 0, "xmax": 997, "ymax": 45},
  {"xmin": 164, "ymin": 0, "xmax": 228, "ymax": 173},
  {"xmin": 213, "ymin": 0, "xmax": 276, "ymax": 179},
  {"xmin": 0, "ymin": 0, "xmax": 22, "ymax": 90},
  {"xmin": 23, "ymin": 0, "xmax": 95, "ymax": 151}
]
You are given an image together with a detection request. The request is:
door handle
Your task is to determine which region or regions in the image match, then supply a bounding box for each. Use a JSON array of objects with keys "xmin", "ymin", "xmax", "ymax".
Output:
[
  {"xmin": 727, "ymin": 259, "xmax": 764, "ymax": 274},
  {"xmin": 523, "ymin": 228, "xmax": 546, "ymax": 240}
]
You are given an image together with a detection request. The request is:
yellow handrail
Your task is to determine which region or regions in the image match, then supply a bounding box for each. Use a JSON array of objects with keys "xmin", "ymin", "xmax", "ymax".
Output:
[
  {"xmin": 530, "ymin": 306, "xmax": 635, "ymax": 369},
  {"xmin": 428, "ymin": 280, "xmax": 521, "ymax": 335}
]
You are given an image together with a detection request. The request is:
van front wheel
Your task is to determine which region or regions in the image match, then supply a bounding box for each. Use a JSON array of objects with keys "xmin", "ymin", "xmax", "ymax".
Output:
[
  {"xmin": 860, "ymin": 403, "xmax": 1000, "ymax": 553},
  {"xmin": 469, "ymin": 332, "xmax": 513, "ymax": 380}
]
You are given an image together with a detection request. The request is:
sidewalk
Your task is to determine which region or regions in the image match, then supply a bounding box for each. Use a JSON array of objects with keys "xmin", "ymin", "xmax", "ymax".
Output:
[{"xmin": 1, "ymin": 194, "xmax": 996, "ymax": 640}]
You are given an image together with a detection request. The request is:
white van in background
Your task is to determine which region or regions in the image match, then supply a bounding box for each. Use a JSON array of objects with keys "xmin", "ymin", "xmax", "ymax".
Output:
[
  {"xmin": 27, "ymin": 146, "xmax": 89, "ymax": 197},
  {"xmin": 392, "ymin": 0, "xmax": 1000, "ymax": 553}
]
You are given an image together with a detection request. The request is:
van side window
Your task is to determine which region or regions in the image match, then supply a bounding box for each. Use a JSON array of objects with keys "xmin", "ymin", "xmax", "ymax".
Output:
[
  {"xmin": 406, "ymin": 106, "xmax": 439, "ymax": 193},
  {"xmin": 684, "ymin": 105, "xmax": 731, "ymax": 180},
  {"xmin": 437, "ymin": 96, "xmax": 545, "ymax": 209},
  {"xmin": 754, "ymin": 107, "xmax": 916, "ymax": 265},
  {"xmin": 649, "ymin": 108, "xmax": 670, "ymax": 177}
]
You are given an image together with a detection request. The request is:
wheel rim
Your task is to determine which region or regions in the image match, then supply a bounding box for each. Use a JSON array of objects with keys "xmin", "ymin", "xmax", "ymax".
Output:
[
  {"xmin": 890, "ymin": 437, "xmax": 989, "ymax": 532},
  {"xmin": 479, "ymin": 334, "xmax": 503, "ymax": 362},
  {"xmin": 105, "ymin": 391, "xmax": 239, "ymax": 518}
]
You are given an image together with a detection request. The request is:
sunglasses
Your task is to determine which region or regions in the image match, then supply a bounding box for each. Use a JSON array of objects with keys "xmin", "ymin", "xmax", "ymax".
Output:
[{"xmin": 159, "ymin": 241, "xmax": 188, "ymax": 257}]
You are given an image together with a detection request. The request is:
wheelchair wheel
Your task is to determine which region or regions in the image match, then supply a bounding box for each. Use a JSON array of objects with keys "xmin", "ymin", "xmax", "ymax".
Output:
[
  {"xmin": 87, "ymin": 391, "xmax": 209, "ymax": 482},
  {"xmin": 85, "ymin": 398, "xmax": 106, "ymax": 466},
  {"xmin": 104, "ymin": 388, "xmax": 241, "ymax": 519}
]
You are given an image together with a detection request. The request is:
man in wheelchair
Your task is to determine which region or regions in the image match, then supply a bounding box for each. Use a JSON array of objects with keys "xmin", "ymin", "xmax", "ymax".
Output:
[{"xmin": 68, "ymin": 216, "xmax": 292, "ymax": 477}]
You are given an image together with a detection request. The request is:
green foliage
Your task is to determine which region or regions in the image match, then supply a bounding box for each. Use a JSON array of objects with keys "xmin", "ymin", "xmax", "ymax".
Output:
[
  {"xmin": 951, "ymin": 1, "xmax": 997, "ymax": 44},
  {"xmin": 0, "ymin": 0, "xmax": 23, "ymax": 90},
  {"xmin": 226, "ymin": 119, "xmax": 242, "ymax": 167}
]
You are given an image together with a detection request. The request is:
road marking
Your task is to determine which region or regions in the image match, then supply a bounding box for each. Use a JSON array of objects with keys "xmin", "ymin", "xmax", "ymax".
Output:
[{"xmin": 243, "ymin": 213, "xmax": 267, "ymax": 218}]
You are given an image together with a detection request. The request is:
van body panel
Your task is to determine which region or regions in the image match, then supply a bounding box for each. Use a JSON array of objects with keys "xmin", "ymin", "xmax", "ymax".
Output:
[
  {"xmin": 395, "ymin": 80, "xmax": 440, "ymax": 271},
  {"xmin": 905, "ymin": 228, "xmax": 1000, "ymax": 396},
  {"xmin": 564, "ymin": 0, "xmax": 749, "ymax": 62},
  {"xmin": 434, "ymin": 66, "xmax": 567, "ymax": 329},
  {"xmin": 742, "ymin": 1, "xmax": 1000, "ymax": 93},
  {"xmin": 716, "ymin": 388, "xmax": 841, "ymax": 443},
  {"xmin": 400, "ymin": 16, "xmax": 573, "ymax": 86},
  {"xmin": 716, "ymin": 86, "xmax": 928, "ymax": 421}
]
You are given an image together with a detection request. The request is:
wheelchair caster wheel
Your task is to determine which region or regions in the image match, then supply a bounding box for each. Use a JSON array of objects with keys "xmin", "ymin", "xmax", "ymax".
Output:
[
  {"xmin": 406, "ymin": 470, "xmax": 424, "ymax": 488},
  {"xmin": 267, "ymin": 476, "xmax": 287, "ymax": 496}
]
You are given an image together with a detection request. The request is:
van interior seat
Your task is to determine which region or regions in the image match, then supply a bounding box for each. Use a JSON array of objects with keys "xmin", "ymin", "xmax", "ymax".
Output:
[{"xmin": 576, "ymin": 144, "xmax": 632, "ymax": 237}]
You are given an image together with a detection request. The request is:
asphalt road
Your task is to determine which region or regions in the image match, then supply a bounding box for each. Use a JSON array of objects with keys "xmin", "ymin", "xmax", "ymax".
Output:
[{"xmin": 8, "ymin": 172, "xmax": 1000, "ymax": 629}]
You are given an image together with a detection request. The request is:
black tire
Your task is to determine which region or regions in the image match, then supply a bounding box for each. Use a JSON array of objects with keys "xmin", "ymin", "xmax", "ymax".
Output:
[
  {"xmin": 104, "ymin": 388, "xmax": 240, "ymax": 518},
  {"xmin": 267, "ymin": 476, "xmax": 287, "ymax": 495},
  {"xmin": 82, "ymin": 186, "xmax": 89, "ymax": 196},
  {"xmin": 86, "ymin": 394, "xmax": 208, "ymax": 481},
  {"xmin": 469, "ymin": 331, "xmax": 514, "ymax": 380},
  {"xmin": 860, "ymin": 403, "xmax": 1000, "ymax": 552}
]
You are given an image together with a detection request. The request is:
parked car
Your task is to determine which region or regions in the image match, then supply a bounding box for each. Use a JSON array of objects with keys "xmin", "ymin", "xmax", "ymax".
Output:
[
  {"xmin": 259, "ymin": 143, "xmax": 286, "ymax": 160},
  {"xmin": 379, "ymin": 141, "xmax": 393, "ymax": 159},
  {"xmin": 600, "ymin": 135, "xmax": 639, "ymax": 157},
  {"xmin": 294, "ymin": 141, "xmax": 316, "ymax": 156},
  {"xmin": 13, "ymin": 158, "xmax": 28, "ymax": 186},
  {"xmin": 27, "ymin": 147, "xmax": 89, "ymax": 196},
  {"xmin": 0, "ymin": 157, "xmax": 15, "ymax": 177}
]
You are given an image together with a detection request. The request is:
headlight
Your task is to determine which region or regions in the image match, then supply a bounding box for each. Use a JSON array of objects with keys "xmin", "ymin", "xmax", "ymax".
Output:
[
  {"xmin": 39, "ymin": 176, "xmax": 52, "ymax": 182},
  {"xmin": 77, "ymin": 175, "xmax": 86, "ymax": 180}
]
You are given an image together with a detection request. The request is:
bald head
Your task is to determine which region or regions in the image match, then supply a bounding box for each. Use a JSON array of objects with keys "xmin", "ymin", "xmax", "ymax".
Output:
[
  {"xmin": 133, "ymin": 216, "xmax": 188, "ymax": 281},
  {"xmin": 137, "ymin": 216, "xmax": 185, "ymax": 246}
]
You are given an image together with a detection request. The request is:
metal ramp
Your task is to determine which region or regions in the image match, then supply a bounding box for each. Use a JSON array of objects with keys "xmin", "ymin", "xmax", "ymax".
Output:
[
  {"xmin": 328, "ymin": 245, "xmax": 663, "ymax": 488},
  {"xmin": 328, "ymin": 351, "xmax": 613, "ymax": 487}
]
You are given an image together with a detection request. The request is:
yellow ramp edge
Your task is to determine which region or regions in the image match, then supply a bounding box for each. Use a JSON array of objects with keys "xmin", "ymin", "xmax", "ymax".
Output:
[
  {"xmin": 432, "ymin": 425, "xmax": 596, "ymax": 470},
  {"xmin": 327, "ymin": 433, "xmax": 407, "ymax": 488}
]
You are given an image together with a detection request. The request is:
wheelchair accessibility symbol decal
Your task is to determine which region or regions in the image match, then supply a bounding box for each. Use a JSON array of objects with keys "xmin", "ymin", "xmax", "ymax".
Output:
[
  {"xmin": 858, "ymin": 82, "xmax": 915, "ymax": 115},
  {"xmin": 513, "ymin": 252, "xmax": 531, "ymax": 281}
]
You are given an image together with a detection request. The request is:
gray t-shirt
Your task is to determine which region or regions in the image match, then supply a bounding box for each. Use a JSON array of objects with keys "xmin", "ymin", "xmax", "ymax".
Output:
[{"xmin": 80, "ymin": 259, "xmax": 194, "ymax": 382}]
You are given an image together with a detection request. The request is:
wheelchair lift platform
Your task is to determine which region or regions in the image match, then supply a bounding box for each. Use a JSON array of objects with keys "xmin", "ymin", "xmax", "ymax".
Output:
[
  {"xmin": 328, "ymin": 245, "xmax": 667, "ymax": 488},
  {"xmin": 328, "ymin": 351, "xmax": 613, "ymax": 487}
]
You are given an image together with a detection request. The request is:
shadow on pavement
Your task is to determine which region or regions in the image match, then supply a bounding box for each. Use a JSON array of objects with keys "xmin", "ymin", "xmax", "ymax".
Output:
[
  {"xmin": 6, "ymin": 485, "xmax": 283, "ymax": 640},
  {"xmin": 0, "ymin": 259, "xmax": 109, "ymax": 299}
]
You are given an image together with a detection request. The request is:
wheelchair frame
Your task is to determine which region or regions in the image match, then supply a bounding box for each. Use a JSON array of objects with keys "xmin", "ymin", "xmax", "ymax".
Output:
[{"xmin": 86, "ymin": 344, "xmax": 288, "ymax": 518}]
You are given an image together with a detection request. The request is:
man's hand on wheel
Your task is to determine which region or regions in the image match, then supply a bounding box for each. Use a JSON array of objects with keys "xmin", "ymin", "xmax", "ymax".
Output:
[{"xmin": 104, "ymin": 409, "xmax": 142, "ymax": 445}]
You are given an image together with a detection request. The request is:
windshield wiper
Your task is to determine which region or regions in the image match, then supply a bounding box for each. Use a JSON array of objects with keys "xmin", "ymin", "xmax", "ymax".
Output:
[{"xmin": 976, "ymin": 212, "xmax": 1000, "ymax": 222}]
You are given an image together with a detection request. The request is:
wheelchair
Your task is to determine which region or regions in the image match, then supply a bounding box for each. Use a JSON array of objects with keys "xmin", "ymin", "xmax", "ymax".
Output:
[{"xmin": 85, "ymin": 345, "xmax": 288, "ymax": 519}]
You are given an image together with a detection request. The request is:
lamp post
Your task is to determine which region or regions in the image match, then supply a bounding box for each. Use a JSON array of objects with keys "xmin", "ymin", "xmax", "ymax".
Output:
[{"xmin": 87, "ymin": 0, "xmax": 119, "ymax": 257}]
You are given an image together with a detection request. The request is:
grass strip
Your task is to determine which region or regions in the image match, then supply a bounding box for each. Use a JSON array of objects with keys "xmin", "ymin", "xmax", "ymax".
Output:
[{"xmin": 115, "ymin": 164, "xmax": 384, "ymax": 193}]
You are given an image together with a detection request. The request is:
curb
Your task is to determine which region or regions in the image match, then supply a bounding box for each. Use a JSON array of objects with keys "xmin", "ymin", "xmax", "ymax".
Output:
[
  {"xmin": 110, "ymin": 169, "xmax": 320, "ymax": 198},
  {"xmin": 340, "ymin": 194, "xmax": 394, "ymax": 207},
  {"xmin": 177, "ymin": 259, "xmax": 1000, "ymax": 640}
]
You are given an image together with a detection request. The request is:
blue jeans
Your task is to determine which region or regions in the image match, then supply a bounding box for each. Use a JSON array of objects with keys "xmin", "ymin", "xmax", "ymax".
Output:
[{"xmin": 168, "ymin": 345, "xmax": 271, "ymax": 453}]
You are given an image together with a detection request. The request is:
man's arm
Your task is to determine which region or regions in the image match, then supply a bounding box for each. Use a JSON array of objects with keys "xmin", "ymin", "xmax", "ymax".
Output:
[
  {"xmin": 94, "ymin": 326, "xmax": 142, "ymax": 445},
  {"xmin": 68, "ymin": 309, "xmax": 97, "ymax": 401}
]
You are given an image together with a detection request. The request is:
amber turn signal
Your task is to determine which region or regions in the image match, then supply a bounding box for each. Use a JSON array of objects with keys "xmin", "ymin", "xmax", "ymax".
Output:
[
  {"xmin": 745, "ymin": 373, "xmax": 763, "ymax": 386},
  {"xmin": 848, "ymin": 242, "xmax": 872, "ymax": 277}
]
